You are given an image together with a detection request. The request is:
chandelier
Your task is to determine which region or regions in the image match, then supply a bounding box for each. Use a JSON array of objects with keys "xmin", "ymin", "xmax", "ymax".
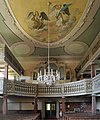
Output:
[{"xmin": 37, "ymin": 30, "xmax": 60, "ymax": 86}]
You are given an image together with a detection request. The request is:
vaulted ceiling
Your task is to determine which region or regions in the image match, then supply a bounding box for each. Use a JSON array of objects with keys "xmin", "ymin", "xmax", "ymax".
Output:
[{"xmin": 0, "ymin": 0, "xmax": 100, "ymax": 72}]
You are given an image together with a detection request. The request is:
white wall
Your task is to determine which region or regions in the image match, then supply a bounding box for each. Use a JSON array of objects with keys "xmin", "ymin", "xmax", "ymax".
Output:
[
  {"xmin": 96, "ymin": 97, "xmax": 100, "ymax": 110},
  {"xmin": 21, "ymin": 103, "xmax": 34, "ymax": 110},
  {"xmin": 7, "ymin": 96, "xmax": 43, "ymax": 111},
  {"xmin": 38, "ymin": 100, "xmax": 42, "ymax": 110},
  {"xmin": 7, "ymin": 97, "xmax": 34, "ymax": 110},
  {"xmin": 8, "ymin": 102, "xmax": 20, "ymax": 110}
]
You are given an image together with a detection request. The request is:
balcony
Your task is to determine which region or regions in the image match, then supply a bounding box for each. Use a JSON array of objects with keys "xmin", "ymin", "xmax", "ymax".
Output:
[
  {"xmin": 93, "ymin": 74, "xmax": 100, "ymax": 94},
  {"xmin": 38, "ymin": 79, "xmax": 92, "ymax": 97},
  {"xmin": 0, "ymin": 74, "xmax": 100, "ymax": 97}
]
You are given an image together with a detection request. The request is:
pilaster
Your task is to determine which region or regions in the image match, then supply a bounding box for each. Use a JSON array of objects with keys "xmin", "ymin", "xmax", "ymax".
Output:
[{"xmin": 92, "ymin": 94, "xmax": 96, "ymax": 115}]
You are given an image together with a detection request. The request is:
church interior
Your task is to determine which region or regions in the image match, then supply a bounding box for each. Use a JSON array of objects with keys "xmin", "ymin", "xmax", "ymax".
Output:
[{"xmin": 0, "ymin": 0, "xmax": 100, "ymax": 120}]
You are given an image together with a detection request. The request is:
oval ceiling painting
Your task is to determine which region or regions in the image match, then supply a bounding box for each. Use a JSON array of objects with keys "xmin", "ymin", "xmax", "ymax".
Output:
[{"xmin": 8, "ymin": 0, "xmax": 87, "ymax": 43}]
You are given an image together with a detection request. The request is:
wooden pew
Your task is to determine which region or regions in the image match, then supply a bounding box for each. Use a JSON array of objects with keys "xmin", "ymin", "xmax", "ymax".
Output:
[{"xmin": 63, "ymin": 113, "xmax": 100, "ymax": 120}]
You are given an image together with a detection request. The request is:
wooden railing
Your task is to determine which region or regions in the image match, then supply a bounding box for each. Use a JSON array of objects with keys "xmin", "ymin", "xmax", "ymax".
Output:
[
  {"xmin": 63, "ymin": 79, "xmax": 92, "ymax": 96},
  {"xmin": 32, "ymin": 113, "xmax": 40, "ymax": 120},
  {"xmin": 38, "ymin": 79, "xmax": 92, "ymax": 97},
  {"xmin": 0, "ymin": 74, "xmax": 100, "ymax": 97},
  {"xmin": 38, "ymin": 85, "xmax": 62, "ymax": 97},
  {"xmin": 93, "ymin": 74, "xmax": 100, "ymax": 94},
  {"xmin": 7, "ymin": 80, "xmax": 37, "ymax": 96},
  {"xmin": 6, "ymin": 79, "xmax": 92, "ymax": 97}
]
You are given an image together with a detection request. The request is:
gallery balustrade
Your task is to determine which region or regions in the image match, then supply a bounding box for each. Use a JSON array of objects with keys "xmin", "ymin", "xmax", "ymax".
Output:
[
  {"xmin": 7, "ymin": 80, "xmax": 37, "ymax": 96},
  {"xmin": 0, "ymin": 74, "xmax": 100, "ymax": 97},
  {"xmin": 93, "ymin": 74, "xmax": 100, "ymax": 94}
]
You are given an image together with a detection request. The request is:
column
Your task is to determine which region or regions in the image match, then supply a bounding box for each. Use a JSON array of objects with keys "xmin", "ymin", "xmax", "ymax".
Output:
[
  {"xmin": 56, "ymin": 101, "xmax": 59, "ymax": 119},
  {"xmin": 92, "ymin": 94, "xmax": 96, "ymax": 114},
  {"xmin": 34, "ymin": 84, "xmax": 38, "ymax": 113},
  {"xmin": 4, "ymin": 65, "xmax": 8, "ymax": 79},
  {"xmin": 41, "ymin": 100, "xmax": 45, "ymax": 119},
  {"xmin": 3, "ymin": 64, "xmax": 8, "ymax": 115},
  {"xmin": 34, "ymin": 96, "xmax": 38, "ymax": 113},
  {"xmin": 62, "ymin": 96, "xmax": 66, "ymax": 118},
  {"xmin": 90, "ymin": 62, "xmax": 95, "ymax": 78},
  {"xmin": 91, "ymin": 62, "xmax": 96, "ymax": 114},
  {"xmin": 3, "ymin": 95, "xmax": 7, "ymax": 115}
]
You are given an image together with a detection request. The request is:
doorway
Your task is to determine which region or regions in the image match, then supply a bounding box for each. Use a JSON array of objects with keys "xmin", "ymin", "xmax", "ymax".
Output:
[{"xmin": 45, "ymin": 102, "xmax": 56, "ymax": 118}]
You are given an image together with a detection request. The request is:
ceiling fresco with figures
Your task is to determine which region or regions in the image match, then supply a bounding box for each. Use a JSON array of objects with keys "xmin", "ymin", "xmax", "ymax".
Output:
[
  {"xmin": 7, "ymin": 0, "xmax": 87, "ymax": 44},
  {"xmin": 0, "ymin": 0, "xmax": 100, "ymax": 73}
]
